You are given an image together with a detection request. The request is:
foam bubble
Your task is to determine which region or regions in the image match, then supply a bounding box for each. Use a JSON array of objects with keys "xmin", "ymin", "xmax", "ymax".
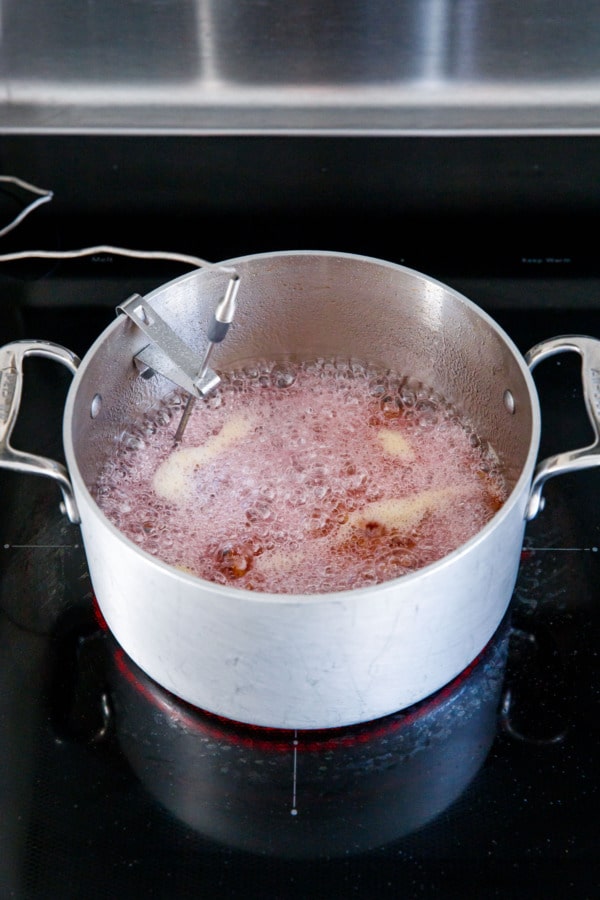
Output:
[{"xmin": 94, "ymin": 357, "xmax": 507, "ymax": 594}]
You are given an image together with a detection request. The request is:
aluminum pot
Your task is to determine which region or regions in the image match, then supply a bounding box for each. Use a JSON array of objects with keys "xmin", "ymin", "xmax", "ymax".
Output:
[{"xmin": 1, "ymin": 250, "xmax": 599, "ymax": 729}]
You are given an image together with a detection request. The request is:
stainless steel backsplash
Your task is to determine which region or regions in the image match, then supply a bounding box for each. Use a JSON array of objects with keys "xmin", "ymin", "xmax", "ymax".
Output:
[{"xmin": 1, "ymin": 1, "xmax": 599, "ymax": 133}]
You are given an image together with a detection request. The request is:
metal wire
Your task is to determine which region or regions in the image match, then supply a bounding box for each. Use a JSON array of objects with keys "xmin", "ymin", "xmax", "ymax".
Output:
[
  {"xmin": 0, "ymin": 175, "xmax": 54, "ymax": 239},
  {"xmin": 0, "ymin": 243, "xmax": 233, "ymax": 272},
  {"xmin": 0, "ymin": 174, "xmax": 236, "ymax": 274}
]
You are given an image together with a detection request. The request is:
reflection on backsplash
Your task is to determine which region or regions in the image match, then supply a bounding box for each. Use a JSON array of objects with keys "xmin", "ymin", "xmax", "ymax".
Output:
[{"xmin": 1, "ymin": 1, "xmax": 600, "ymax": 131}]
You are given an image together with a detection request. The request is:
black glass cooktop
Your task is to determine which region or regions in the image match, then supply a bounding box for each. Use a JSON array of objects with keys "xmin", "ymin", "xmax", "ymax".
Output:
[{"xmin": 0, "ymin": 263, "xmax": 599, "ymax": 899}]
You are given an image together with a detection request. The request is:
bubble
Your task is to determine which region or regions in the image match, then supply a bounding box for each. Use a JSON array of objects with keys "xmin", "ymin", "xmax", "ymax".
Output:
[
  {"xmin": 94, "ymin": 354, "xmax": 507, "ymax": 594},
  {"xmin": 155, "ymin": 409, "xmax": 172, "ymax": 427},
  {"xmin": 215, "ymin": 543, "xmax": 257, "ymax": 579},
  {"xmin": 271, "ymin": 364, "xmax": 297, "ymax": 388},
  {"xmin": 348, "ymin": 469, "xmax": 368, "ymax": 491},
  {"xmin": 398, "ymin": 376, "xmax": 424, "ymax": 408},
  {"xmin": 205, "ymin": 392, "xmax": 224, "ymax": 410},
  {"xmin": 307, "ymin": 464, "xmax": 329, "ymax": 484},
  {"xmin": 212, "ymin": 569, "xmax": 230, "ymax": 585},
  {"xmin": 415, "ymin": 400, "xmax": 439, "ymax": 428},
  {"xmin": 369, "ymin": 378, "xmax": 387, "ymax": 397},
  {"xmin": 365, "ymin": 484, "xmax": 384, "ymax": 502},
  {"xmin": 360, "ymin": 570, "xmax": 379, "ymax": 586},
  {"xmin": 122, "ymin": 433, "xmax": 146, "ymax": 452},
  {"xmin": 380, "ymin": 395, "xmax": 400, "ymax": 418},
  {"xmin": 255, "ymin": 500, "xmax": 273, "ymax": 520}
]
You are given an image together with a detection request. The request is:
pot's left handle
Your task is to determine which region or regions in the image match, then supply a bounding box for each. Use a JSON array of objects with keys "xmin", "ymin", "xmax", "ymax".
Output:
[
  {"xmin": 0, "ymin": 340, "xmax": 81, "ymax": 524},
  {"xmin": 525, "ymin": 334, "xmax": 600, "ymax": 520}
]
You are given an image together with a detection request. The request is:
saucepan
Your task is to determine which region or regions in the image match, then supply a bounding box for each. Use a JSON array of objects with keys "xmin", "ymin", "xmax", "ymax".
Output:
[{"xmin": 1, "ymin": 250, "xmax": 599, "ymax": 728}]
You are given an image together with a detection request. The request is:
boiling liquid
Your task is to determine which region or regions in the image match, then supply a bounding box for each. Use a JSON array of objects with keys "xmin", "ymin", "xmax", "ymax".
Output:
[{"xmin": 94, "ymin": 359, "xmax": 507, "ymax": 594}]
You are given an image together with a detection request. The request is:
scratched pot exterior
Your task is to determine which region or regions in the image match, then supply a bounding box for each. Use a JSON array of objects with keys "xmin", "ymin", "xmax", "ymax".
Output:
[{"xmin": 62, "ymin": 251, "xmax": 540, "ymax": 729}]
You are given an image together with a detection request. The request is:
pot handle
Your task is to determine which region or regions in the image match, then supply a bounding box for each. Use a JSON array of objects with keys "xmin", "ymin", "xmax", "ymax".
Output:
[
  {"xmin": 525, "ymin": 334, "xmax": 600, "ymax": 520},
  {"xmin": 0, "ymin": 340, "xmax": 81, "ymax": 523}
]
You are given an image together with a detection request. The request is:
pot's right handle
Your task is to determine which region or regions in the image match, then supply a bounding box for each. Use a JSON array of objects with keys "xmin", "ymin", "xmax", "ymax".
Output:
[
  {"xmin": 525, "ymin": 334, "xmax": 600, "ymax": 520},
  {"xmin": 0, "ymin": 340, "xmax": 81, "ymax": 523}
]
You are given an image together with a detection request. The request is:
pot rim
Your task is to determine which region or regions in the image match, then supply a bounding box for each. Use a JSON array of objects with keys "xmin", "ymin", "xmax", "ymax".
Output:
[{"xmin": 63, "ymin": 249, "xmax": 542, "ymax": 605}]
